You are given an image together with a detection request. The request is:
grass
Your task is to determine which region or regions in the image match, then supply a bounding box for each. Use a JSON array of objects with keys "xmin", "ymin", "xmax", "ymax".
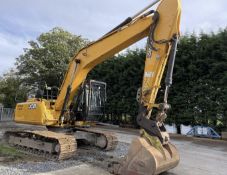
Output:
[{"xmin": 0, "ymin": 144, "xmax": 24, "ymax": 159}]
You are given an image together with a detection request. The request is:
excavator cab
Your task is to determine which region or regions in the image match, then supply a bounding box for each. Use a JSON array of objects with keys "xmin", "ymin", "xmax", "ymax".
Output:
[{"xmin": 71, "ymin": 80, "xmax": 106, "ymax": 122}]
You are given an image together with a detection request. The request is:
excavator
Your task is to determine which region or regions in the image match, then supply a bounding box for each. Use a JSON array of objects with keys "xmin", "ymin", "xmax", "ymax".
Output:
[{"xmin": 4, "ymin": 0, "xmax": 181, "ymax": 174}]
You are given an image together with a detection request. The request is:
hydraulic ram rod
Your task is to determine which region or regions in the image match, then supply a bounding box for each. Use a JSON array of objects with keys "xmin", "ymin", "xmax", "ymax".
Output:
[{"xmin": 132, "ymin": 0, "xmax": 160, "ymax": 19}]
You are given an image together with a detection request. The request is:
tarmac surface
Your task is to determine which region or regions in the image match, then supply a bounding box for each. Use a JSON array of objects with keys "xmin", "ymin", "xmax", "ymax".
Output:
[{"xmin": 0, "ymin": 122, "xmax": 227, "ymax": 175}]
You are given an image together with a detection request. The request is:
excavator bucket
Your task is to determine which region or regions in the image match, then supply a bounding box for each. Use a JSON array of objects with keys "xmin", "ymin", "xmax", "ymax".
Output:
[{"xmin": 118, "ymin": 137, "xmax": 179, "ymax": 175}]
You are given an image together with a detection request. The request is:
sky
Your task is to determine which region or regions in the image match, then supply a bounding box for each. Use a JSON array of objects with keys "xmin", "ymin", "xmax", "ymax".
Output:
[{"xmin": 0, "ymin": 0, "xmax": 227, "ymax": 75}]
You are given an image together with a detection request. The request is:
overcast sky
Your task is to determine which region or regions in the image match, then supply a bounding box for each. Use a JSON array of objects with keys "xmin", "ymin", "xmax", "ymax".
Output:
[{"xmin": 0, "ymin": 0, "xmax": 227, "ymax": 75}]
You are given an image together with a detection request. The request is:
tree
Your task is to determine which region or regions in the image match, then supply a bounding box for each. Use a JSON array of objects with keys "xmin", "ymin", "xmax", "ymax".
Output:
[
  {"xmin": 0, "ymin": 70, "xmax": 28, "ymax": 108},
  {"xmin": 166, "ymin": 30, "xmax": 227, "ymax": 131},
  {"xmin": 16, "ymin": 27, "xmax": 88, "ymax": 87}
]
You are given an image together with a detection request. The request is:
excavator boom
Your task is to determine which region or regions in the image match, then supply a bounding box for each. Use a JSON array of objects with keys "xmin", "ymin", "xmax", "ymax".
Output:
[{"xmin": 55, "ymin": 0, "xmax": 181, "ymax": 121}]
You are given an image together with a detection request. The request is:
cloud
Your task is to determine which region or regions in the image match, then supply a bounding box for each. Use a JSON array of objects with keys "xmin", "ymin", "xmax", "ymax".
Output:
[
  {"xmin": 0, "ymin": 32, "xmax": 29, "ymax": 75},
  {"xmin": 0, "ymin": 0, "xmax": 227, "ymax": 75},
  {"xmin": 181, "ymin": 0, "xmax": 227, "ymax": 34}
]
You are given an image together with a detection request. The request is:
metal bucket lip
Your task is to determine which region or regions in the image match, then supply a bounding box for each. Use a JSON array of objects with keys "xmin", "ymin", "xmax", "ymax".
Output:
[{"xmin": 118, "ymin": 137, "xmax": 180, "ymax": 175}]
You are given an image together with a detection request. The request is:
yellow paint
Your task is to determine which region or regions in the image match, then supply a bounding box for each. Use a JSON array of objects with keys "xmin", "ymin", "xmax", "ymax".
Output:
[{"xmin": 15, "ymin": 99, "xmax": 59, "ymax": 126}]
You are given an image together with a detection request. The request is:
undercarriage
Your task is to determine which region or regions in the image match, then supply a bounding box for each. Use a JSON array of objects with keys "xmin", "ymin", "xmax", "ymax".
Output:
[{"xmin": 4, "ymin": 127, "xmax": 118, "ymax": 160}]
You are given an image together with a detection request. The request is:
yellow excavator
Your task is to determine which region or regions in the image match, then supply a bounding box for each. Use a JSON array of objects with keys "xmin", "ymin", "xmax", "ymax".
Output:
[{"xmin": 4, "ymin": 0, "xmax": 181, "ymax": 174}]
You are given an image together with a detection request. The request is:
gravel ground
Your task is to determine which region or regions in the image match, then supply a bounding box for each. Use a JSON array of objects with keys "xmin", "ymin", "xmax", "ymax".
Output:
[{"xmin": 0, "ymin": 160, "xmax": 85, "ymax": 175}]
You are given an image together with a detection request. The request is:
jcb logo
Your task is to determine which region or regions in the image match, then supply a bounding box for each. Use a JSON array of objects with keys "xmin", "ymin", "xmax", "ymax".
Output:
[{"xmin": 28, "ymin": 104, "xmax": 37, "ymax": 110}]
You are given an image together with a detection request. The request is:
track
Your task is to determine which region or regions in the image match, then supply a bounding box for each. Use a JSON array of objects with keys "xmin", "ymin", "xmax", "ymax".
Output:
[
  {"xmin": 4, "ymin": 130, "xmax": 77, "ymax": 160},
  {"xmin": 72, "ymin": 127, "xmax": 118, "ymax": 151},
  {"xmin": 3, "ymin": 127, "xmax": 118, "ymax": 160}
]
